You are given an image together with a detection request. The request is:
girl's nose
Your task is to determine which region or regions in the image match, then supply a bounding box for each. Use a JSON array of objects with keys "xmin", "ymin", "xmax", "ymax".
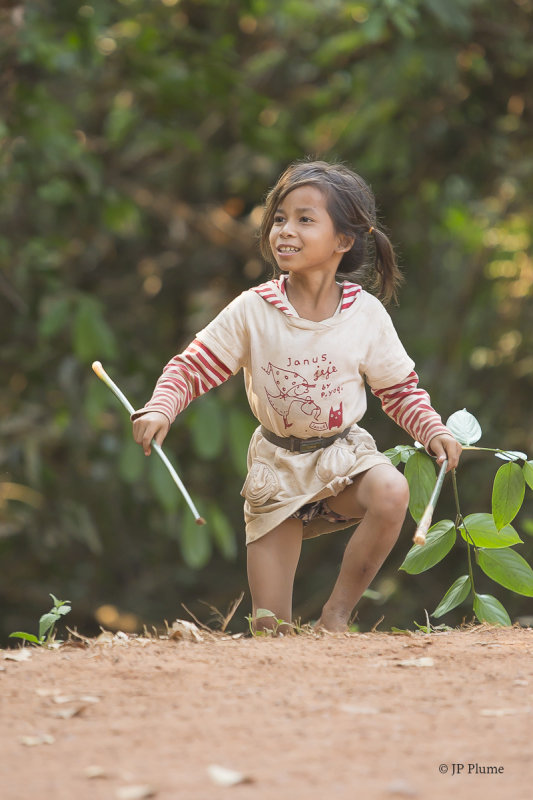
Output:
[{"xmin": 280, "ymin": 219, "xmax": 295, "ymax": 236}]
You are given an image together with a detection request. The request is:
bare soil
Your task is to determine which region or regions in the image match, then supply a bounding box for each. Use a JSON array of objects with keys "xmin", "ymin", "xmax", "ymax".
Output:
[{"xmin": 2, "ymin": 625, "xmax": 532, "ymax": 800}]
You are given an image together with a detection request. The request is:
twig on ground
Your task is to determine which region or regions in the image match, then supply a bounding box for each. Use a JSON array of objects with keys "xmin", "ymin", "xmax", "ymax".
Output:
[
  {"xmin": 199, "ymin": 593, "xmax": 245, "ymax": 632},
  {"xmin": 370, "ymin": 615, "xmax": 385, "ymax": 633}
]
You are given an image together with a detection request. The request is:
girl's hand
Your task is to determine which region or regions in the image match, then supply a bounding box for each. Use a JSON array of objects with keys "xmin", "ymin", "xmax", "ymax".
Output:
[
  {"xmin": 132, "ymin": 411, "xmax": 170, "ymax": 456},
  {"xmin": 429, "ymin": 434, "xmax": 462, "ymax": 471}
]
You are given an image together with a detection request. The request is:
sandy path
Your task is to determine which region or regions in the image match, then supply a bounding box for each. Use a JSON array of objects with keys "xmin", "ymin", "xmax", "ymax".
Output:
[{"xmin": 1, "ymin": 626, "xmax": 532, "ymax": 800}]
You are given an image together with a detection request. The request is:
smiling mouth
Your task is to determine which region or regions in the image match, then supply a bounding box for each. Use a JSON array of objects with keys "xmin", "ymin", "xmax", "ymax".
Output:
[{"xmin": 277, "ymin": 245, "xmax": 300, "ymax": 253}]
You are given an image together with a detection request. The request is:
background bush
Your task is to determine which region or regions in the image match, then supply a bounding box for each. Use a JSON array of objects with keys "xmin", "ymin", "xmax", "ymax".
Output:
[{"xmin": 1, "ymin": 0, "xmax": 532, "ymax": 640}]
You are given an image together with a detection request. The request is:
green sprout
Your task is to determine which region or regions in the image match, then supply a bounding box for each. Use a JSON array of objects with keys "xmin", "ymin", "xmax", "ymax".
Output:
[{"xmin": 9, "ymin": 594, "xmax": 71, "ymax": 647}]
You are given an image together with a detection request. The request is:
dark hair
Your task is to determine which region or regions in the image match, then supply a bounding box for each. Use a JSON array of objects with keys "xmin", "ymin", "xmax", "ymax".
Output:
[{"xmin": 260, "ymin": 160, "xmax": 403, "ymax": 304}]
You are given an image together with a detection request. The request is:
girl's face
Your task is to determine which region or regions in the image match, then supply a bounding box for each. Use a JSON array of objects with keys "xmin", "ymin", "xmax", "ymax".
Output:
[{"xmin": 269, "ymin": 185, "xmax": 352, "ymax": 276}]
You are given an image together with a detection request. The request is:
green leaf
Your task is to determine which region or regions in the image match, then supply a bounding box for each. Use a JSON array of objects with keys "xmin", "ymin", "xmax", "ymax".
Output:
[
  {"xmin": 432, "ymin": 575, "xmax": 471, "ymax": 618},
  {"xmin": 492, "ymin": 462, "xmax": 525, "ymax": 529},
  {"xmin": 524, "ymin": 461, "xmax": 533, "ymax": 491},
  {"xmin": 399, "ymin": 520, "xmax": 456, "ymax": 574},
  {"xmin": 384, "ymin": 444, "xmax": 417, "ymax": 467},
  {"xmin": 445, "ymin": 409, "xmax": 482, "ymax": 445},
  {"xmin": 9, "ymin": 632, "xmax": 42, "ymax": 644},
  {"xmin": 188, "ymin": 394, "xmax": 224, "ymax": 460},
  {"xmin": 209, "ymin": 505, "xmax": 237, "ymax": 560},
  {"xmin": 49, "ymin": 594, "xmax": 70, "ymax": 608},
  {"xmin": 404, "ymin": 451, "xmax": 436, "ymax": 523},
  {"xmin": 476, "ymin": 548, "xmax": 533, "ymax": 596},
  {"xmin": 180, "ymin": 512, "xmax": 212, "ymax": 569},
  {"xmin": 384, "ymin": 447, "xmax": 401, "ymax": 466},
  {"xmin": 39, "ymin": 612, "xmax": 59, "ymax": 640},
  {"xmin": 473, "ymin": 594, "xmax": 512, "ymax": 626},
  {"xmin": 401, "ymin": 446, "xmax": 419, "ymax": 462},
  {"xmin": 57, "ymin": 605, "xmax": 71, "ymax": 616},
  {"xmin": 255, "ymin": 608, "xmax": 276, "ymax": 619},
  {"xmin": 459, "ymin": 513, "xmax": 522, "ymax": 548}
]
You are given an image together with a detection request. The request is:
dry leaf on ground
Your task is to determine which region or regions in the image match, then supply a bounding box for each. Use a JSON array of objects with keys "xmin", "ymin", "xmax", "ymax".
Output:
[
  {"xmin": 4, "ymin": 650, "xmax": 32, "ymax": 662},
  {"xmin": 83, "ymin": 765, "xmax": 108, "ymax": 779},
  {"xmin": 19, "ymin": 733, "xmax": 55, "ymax": 746},
  {"xmin": 395, "ymin": 657, "xmax": 434, "ymax": 668},
  {"xmin": 480, "ymin": 707, "xmax": 531, "ymax": 717},
  {"xmin": 115, "ymin": 785, "xmax": 157, "ymax": 799},
  {"xmin": 52, "ymin": 704, "xmax": 87, "ymax": 719},
  {"xmin": 169, "ymin": 620, "xmax": 203, "ymax": 642},
  {"xmin": 207, "ymin": 764, "xmax": 252, "ymax": 787}
]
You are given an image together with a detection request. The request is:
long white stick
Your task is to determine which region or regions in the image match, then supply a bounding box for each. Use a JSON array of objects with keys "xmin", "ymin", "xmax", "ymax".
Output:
[
  {"xmin": 413, "ymin": 459, "xmax": 448, "ymax": 546},
  {"xmin": 92, "ymin": 361, "xmax": 205, "ymax": 525}
]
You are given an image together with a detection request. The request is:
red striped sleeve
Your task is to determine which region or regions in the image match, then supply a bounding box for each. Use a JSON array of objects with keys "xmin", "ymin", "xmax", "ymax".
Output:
[
  {"xmin": 131, "ymin": 338, "xmax": 232, "ymax": 424},
  {"xmin": 372, "ymin": 370, "xmax": 452, "ymax": 451}
]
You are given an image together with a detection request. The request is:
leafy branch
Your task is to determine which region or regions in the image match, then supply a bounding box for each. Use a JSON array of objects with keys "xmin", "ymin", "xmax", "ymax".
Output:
[{"xmin": 391, "ymin": 410, "xmax": 533, "ymax": 626}]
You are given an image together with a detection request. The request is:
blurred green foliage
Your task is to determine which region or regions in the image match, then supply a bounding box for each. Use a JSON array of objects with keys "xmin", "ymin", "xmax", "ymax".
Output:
[{"xmin": 1, "ymin": 0, "xmax": 532, "ymax": 640}]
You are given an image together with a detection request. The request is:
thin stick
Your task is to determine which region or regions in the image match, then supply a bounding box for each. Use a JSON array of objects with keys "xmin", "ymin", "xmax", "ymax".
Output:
[
  {"xmin": 413, "ymin": 459, "xmax": 448, "ymax": 546},
  {"xmin": 92, "ymin": 361, "xmax": 205, "ymax": 525}
]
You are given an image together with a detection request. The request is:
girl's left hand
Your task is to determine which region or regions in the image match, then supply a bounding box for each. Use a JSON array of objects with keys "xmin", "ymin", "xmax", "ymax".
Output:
[{"xmin": 429, "ymin": 434, "xmax": 462, "ymax": 471}]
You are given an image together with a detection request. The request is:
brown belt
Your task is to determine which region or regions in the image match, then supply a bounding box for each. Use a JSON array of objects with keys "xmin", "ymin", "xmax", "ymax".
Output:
[{"xmin": 260, "ymin": 425, "xmax": 351, "ymax": 454}]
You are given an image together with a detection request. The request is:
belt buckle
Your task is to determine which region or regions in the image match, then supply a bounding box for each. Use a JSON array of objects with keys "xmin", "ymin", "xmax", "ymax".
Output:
[{"xmin": 299, "ymin": 437, "xmax": 321, "ymax": 453}]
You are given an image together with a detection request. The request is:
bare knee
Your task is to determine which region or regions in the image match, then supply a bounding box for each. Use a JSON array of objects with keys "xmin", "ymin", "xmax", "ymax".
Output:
[{"xmin": 367, "ymin": 469, "xmax": 409, "ymax": 522}]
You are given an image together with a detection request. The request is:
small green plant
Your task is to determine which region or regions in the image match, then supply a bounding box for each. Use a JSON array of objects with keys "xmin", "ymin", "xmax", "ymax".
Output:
[
  {"xmin": 389, "ymin": 409, "xmax": 533, "ymax": 626},
  {"xmin": 9, "ymin": 594, "xmax": 71, "ymax": 647},
  {"xmin": 246, "ymin": 607, "xmax": 288, "ymax": 636}
]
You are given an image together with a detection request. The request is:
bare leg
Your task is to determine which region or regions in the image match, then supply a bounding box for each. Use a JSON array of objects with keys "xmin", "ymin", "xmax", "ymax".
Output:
[
  {"xmin": 317, "ymin": 464, "xmax": 409, "ymax": 632},
  {"xmin": 247, "ymin": 517, "xmax": 303, "ymax": 634}
]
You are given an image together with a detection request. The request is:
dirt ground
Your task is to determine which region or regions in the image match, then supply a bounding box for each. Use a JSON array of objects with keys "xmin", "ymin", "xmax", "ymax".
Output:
[{"xmin": 1, "ymin": 624, "xmax": 532, "ymax": 800}]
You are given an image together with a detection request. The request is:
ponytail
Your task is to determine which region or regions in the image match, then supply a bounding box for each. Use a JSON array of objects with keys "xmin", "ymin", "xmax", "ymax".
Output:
[{"xmin": 367, "ymin": 226, "xmax": 404, "ymax": 305}]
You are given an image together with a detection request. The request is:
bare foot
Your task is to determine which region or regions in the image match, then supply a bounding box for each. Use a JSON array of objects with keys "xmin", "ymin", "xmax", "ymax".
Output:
[{"xmin": 314, "ymin": 610, "xmax": 349, "ymax": 633}]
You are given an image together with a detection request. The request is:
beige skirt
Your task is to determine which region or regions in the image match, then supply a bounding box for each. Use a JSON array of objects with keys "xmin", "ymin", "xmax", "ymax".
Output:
[{"xmin": 242, "ymin": 423, "xmax": 392, "ymax": 544}]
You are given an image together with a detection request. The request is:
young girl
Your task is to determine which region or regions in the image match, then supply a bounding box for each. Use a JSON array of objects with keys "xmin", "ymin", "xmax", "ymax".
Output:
[{"xmin": 132, "ymin": 161, "xmax": 462, "ymax": 633}]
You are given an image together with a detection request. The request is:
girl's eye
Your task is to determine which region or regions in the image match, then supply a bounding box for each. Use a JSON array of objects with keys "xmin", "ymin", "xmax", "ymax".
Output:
[
  {"xmin": 273, "ymin": 215, "xmax": 285, "ymax": 224},
  {"xmin": 300, "ymin": 216, "xmax": 313, "ymax": 223}
]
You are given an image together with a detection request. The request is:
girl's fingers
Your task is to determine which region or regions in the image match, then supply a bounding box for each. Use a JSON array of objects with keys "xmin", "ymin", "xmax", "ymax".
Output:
[
  {"xmin": 134, "ymin": 420, "xmax": 169, "ymax": 455},
  {"xmin": 444, "ymin": 442, "xmax": 462, "ymax": 471},
  {"xmin": 432, "ymin": 435, "xmax": 462, "ymax": 471},
  {"xmin": 142, "ymin": 424, "xmax": 157, "ymax": 455},
  {"xmin": 154, "ymin": 427, "xmax": 168, "ymax": 447}
]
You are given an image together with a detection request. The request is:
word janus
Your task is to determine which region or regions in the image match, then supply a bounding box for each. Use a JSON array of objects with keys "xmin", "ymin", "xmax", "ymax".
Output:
[
  {"xmin": 285, "ymin": 355, "xmax": 338, "ymax": 382},
  {"xmin": 451, "ymin": 763, "xmax": 504, "ymax": 775}
]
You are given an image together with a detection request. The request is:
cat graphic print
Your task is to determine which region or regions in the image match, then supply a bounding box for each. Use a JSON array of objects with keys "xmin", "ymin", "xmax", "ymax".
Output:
[{"xmin": 262, "ymin": 357, "xmax": 344, "ymax": 433}]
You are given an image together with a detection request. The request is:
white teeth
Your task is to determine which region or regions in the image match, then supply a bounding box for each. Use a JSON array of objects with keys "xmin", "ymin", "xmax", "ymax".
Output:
[{"xmin": 278, "ymin": 246, "xmax": 299, "ymax": 252}]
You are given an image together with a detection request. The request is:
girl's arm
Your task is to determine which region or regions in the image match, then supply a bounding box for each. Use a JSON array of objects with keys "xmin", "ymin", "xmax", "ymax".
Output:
[
  {"xmin": 372, "ymin": 370, "xmax": 462, "ymax": 469},
  {"xmin": 132, "ymin": 290, "xmax": 251, "ymax": 454},
  {"xmin": 131, "ymin": 338, "xmax": 232, "ymax": 455}
]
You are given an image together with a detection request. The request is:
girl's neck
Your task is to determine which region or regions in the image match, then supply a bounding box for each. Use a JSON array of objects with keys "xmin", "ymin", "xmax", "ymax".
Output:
[{"xmin": 284, "ymin": 272, "xmax": 342, "ymax": 322}]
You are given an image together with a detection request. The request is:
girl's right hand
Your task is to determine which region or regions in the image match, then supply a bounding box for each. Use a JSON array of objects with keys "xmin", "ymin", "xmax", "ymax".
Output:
[{"xmin": 132, "ymin": 411, "xmax": 170, "ymax": 456}]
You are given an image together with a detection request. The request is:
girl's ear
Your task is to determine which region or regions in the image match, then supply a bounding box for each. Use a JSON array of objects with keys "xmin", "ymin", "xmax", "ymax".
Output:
[{"xmin": 336, "ymin": 234, "xmax": 355, "ymax": 253}]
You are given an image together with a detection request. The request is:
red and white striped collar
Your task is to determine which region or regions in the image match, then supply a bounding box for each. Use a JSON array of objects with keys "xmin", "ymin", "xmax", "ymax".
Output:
[{"xmin": 251, "ymin": 275, "xmax": 361, "ymax": 317}]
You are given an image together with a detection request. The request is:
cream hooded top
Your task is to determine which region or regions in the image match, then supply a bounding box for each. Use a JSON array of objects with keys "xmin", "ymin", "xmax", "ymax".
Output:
[{"xmin": 195, "ymin": 280, "xmax": 416, "ymax": 542}]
